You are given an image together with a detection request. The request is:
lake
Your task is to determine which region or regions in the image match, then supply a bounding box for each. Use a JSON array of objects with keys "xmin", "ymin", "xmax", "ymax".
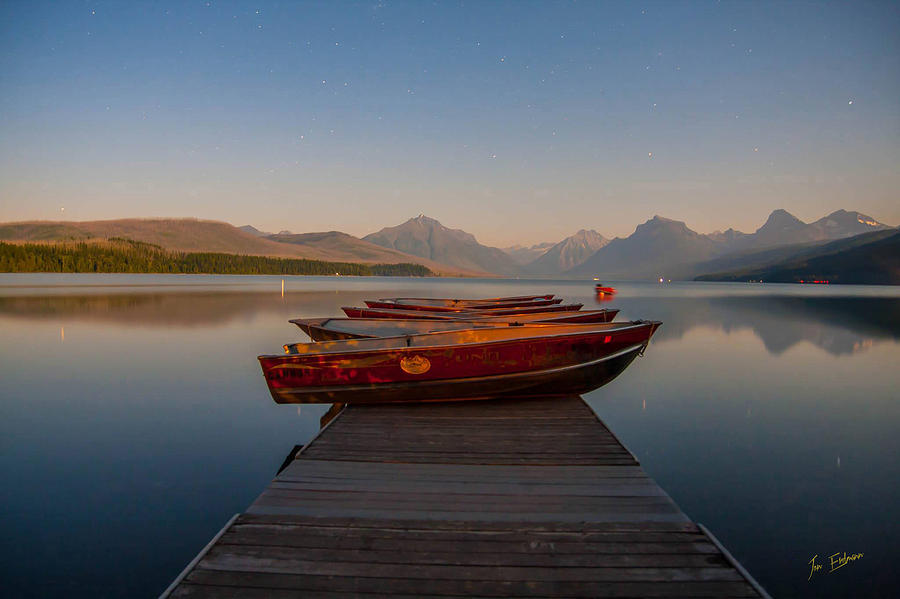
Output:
[{"xmin": 2, "ymin": 274, "xmax": 898, "ymax": 597}]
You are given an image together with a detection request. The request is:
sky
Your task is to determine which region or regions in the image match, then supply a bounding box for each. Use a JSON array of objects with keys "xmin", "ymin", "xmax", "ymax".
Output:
[{"xmin": 1, "ymin": 1, "xmax": 898, "ymax": 246}]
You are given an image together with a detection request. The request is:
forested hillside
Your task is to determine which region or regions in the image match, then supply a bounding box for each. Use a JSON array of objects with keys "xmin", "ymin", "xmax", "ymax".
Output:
[{"xmin": 0, "ymin": 239, "xmax": 433, "ymax": 277}]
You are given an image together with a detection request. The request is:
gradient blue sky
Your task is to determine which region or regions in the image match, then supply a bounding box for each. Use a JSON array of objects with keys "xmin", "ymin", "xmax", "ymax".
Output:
[{"xmin": 1, "ymin": 1, "xmax": 898, "ymax": 245}]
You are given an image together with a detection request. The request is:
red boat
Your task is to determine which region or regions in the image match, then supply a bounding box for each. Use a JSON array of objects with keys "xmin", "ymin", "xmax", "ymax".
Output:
[
  {"xmin": 341, "ymin": 305, "xmax": 612, "ymax": 322},
  {"xmin": 259, "ymin": 321, "xmax": 661, "ymax": 404},
  {"xmin": 595, "ymin": 284, "xmax": 617, "ymax": 295},
  {"xmin": 380, "ymin": 294, "xmax": 555, "ymax": 305},
  {"xmin": 352, "ymin": 302, "xmax": 583, "ymax": 316},
  {"xmin": 293, "ymin": 317, "xmax": 629, "ymax": 342},
  {"xmin": 365, "ymin": 297, "xmax": 563, "ymax": 311}
]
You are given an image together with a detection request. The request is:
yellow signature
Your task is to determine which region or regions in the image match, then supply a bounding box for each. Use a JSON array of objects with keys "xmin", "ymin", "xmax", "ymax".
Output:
[{"xmin": 808, "ymin": 552, "xmax": 864, "ymax": 580}]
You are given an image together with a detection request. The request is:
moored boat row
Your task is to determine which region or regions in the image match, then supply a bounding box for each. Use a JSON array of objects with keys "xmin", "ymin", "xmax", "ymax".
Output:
[{"xmin": 258, "ymin": 293, "xmax": 660, "ymax": 404}]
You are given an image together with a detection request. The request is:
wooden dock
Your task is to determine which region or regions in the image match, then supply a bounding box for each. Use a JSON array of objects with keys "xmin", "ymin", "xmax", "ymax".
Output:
[{"xmin": 163, "ymin": 396, "xmax": 770, "ymax": 598}]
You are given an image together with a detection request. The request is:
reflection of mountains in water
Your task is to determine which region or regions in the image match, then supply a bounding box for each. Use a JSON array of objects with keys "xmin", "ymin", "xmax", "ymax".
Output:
[
  {"xmin": 0, "ymin": 291, "xmax": 357, "ymax": 327},
  {"xmin": 614, "ymin": 295, "xmax": 900, "ymax": 356},
  {"xmin": 3, "ymin": 290, "xmax": 898, "ymax": 357}
]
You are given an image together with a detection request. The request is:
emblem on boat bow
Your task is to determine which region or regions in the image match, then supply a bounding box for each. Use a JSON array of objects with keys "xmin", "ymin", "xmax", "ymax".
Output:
[{"xmin": 400, "ymin": 354, "xmax": 431, "ymax": 374}]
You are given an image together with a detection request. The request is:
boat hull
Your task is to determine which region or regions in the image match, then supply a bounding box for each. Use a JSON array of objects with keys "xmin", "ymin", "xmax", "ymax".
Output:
[
  {"xmin": 343, "ymin": 303, "xmax": 584, "ymax": 318},
  {"xmin": 262, "ymin": 344, "xmax": 644, "ymax": 404},
  {"xmin": 293, "ymin": 317, "xmax": 624, "ymax": 342},
  {"xmin": 373, "ymin": 297, "xmax": 563, "ymax": 309},
  {"xmin": 365, "ymin": 298, "xmax": 563, "ymax": 312},
  {"xmin": 260, "ymin": 322, "xmax": 659, "ymax": 404},
  {"xmin": 340, "ymin": 306, "xmax": 616, "ymax": 322}
]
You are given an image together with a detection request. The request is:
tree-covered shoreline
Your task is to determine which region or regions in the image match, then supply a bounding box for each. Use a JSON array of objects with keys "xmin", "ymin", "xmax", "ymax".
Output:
[{"xmin": 0, "ymin": 239, "xmax": 434, "ymax": 277}]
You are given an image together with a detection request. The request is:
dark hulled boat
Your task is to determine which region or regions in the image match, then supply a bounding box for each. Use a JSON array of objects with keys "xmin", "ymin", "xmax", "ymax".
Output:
[
  {"xmin": 259, "ymin": 321, "xmax": 661, "ymax": 404},
  {"xmin": 378, "ymin": 294, "xmax": 556, "ymax": 306},
  {"xmin": 365, "ymin": 297, "xmax": 563, "ymax": 312},
  {"xmin": 341, "ymin": 305, "xmax": 614, "ymax": 322},
  {"xmin": 345, "ymin": 302, "xmax": 584, "ymax": 317},
  {"xmin": 293, "ymin": 317, "xmax": 631, "ymax": 342}
]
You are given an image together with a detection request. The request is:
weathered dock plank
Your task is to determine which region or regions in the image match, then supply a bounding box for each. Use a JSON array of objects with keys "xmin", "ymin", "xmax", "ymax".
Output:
[{"xmin": 163, "ymin": 396, "xmax": 769, "ymax": 598}]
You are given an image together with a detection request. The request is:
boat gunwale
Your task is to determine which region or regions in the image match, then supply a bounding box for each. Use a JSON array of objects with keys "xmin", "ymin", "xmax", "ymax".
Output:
[
  {"xmin": 364, "ymin": 302, "xmax": 579, "ymax": 313},
  {"xmin": 378, "ymin": 294, "xmax": 555, "ymax": 303},
  {"xmin": 291, "ymin": 317, "xmax": 634, "ymax": 338},
  {"xmin": 345, "ymin": 302, "xmax": 586, "ymax": 315},
  {"xmin": 378, "ymin": 296, "xmax": 560, "ymax": 305},
  {"xmin": 334, "ymin": 307, "xmax": 616, "ymax": 322}
]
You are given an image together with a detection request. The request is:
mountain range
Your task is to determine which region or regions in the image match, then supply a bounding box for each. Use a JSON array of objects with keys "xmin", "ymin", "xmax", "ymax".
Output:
[
  {"xmin": 523, "ymin": 230, "xmax": 609, "ymax": 275},
  {"xmin": 695, "ymin": 229, "xmax": 900, "ymax": 285},
  {"xmin": 0, "ymin": 209, "xmax": 894, "ymax": 282},
  {"xmin": 362, "ymin": 215, "xmax": 522, "ymax": 275},
  {"xmin": 502, "ymin": 242, "xmax": 556, "ymax": 265},
  {"xmin": 570, "ymin": 209, "xmax": 893, "ymax": 279}
]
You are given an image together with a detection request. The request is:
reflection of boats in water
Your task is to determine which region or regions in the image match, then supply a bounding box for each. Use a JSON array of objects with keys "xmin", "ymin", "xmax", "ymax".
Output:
[
  {"xmin": 259, "ymin": 320, "xmax": 660, "ymax": 404},
  {"xmin": 594, "ymin": 283, "xmax": 617, "ymax": 304}
]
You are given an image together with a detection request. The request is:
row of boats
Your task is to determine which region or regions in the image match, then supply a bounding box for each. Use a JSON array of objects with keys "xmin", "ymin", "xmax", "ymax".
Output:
[{"xmin": 258, "ymin": 293, "xmax": 661, "ymax": 404}]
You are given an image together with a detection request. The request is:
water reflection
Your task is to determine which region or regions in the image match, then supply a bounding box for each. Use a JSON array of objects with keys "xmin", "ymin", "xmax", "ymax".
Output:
[
  {"xmin": 0, "ymin": 291, "xmax": 346, "ymax": 328},
  {"xmin": 5, "ymin": 291, "xmax": 897, "ymax": 356},
  {"xmin": 614, "ymin": 295, "xmax": 900, "ymax": 356},
  {"xmin": 2, "ymin": 277, "xmax": 899, "ymax": 598}
]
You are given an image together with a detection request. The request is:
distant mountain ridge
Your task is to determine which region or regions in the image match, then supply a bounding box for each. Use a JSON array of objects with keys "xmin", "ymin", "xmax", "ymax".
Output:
[
  {"xmin": 569, "ymin": 209, "xmax": 892, "ymax": 279},
  {"xmin": 502, "ymin": 242, "xmax": 555, "ymax": 265},
  {"xmin": 363, "ymin": 215, "xmax": 521, "ymax": 275},
  {"xmin": 238, "ymin": 224, "xmax": 273, "ymax": 237},
  {"xmin": 570, "ymin": 216, "xmax": 720, "ymax": 279},
  {"xmin": 0, "ymin": 219, "xmax": 475, "ymax": 275},
  {"xmin": 524, "ymin": 229, "xmax": 609, "ymax": 275},
  {"xmin": 695, "ymin": 229, "xmax": 900, "ymax": 285},
  {"xmin": 0, "ymin": 219, "xmax": 308, "ymax": 257},
  {"xmin": 1, "ymin": 208, "xmax": 892, "ymax": 280},
  {"xmin": 265, "ymin": 231, "xmax": 481, "ymax": 275}
]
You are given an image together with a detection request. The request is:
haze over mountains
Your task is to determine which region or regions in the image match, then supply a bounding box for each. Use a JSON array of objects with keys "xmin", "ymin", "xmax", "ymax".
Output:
[
  {"xmin": 502, "ymin": 242, "xmax": 556, "ymax": 265},
  {"xmin": 1, "ymin": 208, "xmax": 894, "ymax": 281}
]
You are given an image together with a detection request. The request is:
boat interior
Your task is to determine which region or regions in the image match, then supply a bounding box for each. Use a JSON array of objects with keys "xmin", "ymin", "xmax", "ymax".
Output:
[
  {"xmin": 339, "ymin": 306, "xmax": 608, "ymax": 321},
  {"xmin": 293, "ymin": 317, "xmax": 629, "ymax": 339},
  {"xmin": 381, "ymin": 297, "xmax": 564, "ymax": 307},
  {"xmin": 276, "ymin": 321, "xmax": 656, "ymax": 356}
]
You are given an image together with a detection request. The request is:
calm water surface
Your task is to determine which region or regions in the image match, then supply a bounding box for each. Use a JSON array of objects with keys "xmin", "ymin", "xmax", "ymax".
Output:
[{"xmin": 1, "ymin": 274, "xmax": 899, "ymax": 598}]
